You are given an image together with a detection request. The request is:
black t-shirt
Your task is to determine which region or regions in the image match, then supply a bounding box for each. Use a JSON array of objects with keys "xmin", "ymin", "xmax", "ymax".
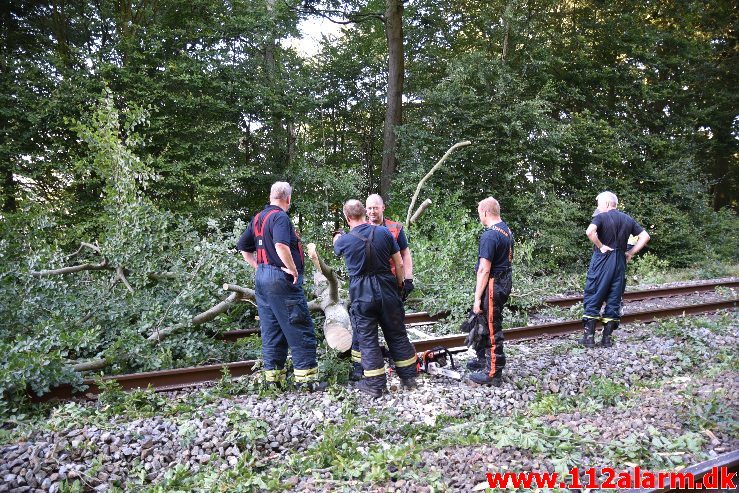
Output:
[
  {"xmin": 236, "ymin": 205, "xmax": 305, "ymax": 273},
  {"xmin": 334, "ymin": 224, "xmax": 399, "ymax": 277},
  {"xmin": 475, "ymin": 221, "xmax": 514, "ymax": 273},
  {"xmin": 591, "ymin": 210, "xmax": 644, "ymax": 251}
]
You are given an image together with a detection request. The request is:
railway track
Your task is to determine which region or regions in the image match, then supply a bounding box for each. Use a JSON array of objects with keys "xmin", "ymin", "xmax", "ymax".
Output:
[
  {"xmin": 38, "ymin": 296, "xmax": 736, "ymax": 401},
  {"xmin": 544, "ymin": 279, "xmax": 738, "ymax": 308},
  {"xmin": 637, "ymin": 449, "xmax": 739, "ymax": 492},
  {"xmin": 218, "ymin": 279, "xmax": 737, "ymax": 342}
]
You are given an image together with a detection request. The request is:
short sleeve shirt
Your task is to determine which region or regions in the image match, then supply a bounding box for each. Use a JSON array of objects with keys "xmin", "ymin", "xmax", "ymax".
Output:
[
  {"xmin": 334, "ymin": 224, "xmax": 399, "ymax": 277},
  {"xmin": 475, "ymin": 221, "xmax": 514, "ymax": 273},
  {"xmin": 236, "ymin": 205, "xmax": 304, "ymax": 273},
  {"xmin": 591, "ymin": 210, "xmax": 644, "ymax": 251}
]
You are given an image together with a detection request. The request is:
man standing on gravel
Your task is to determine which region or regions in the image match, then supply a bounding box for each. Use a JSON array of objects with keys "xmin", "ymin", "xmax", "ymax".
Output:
[
  {"xmin": 333, "ymin": 199, "xmax": 418, "ymax": 398},
  {"xmin": 236, "ymin": 181, "xmax": 326, "ymax": 391},
  {"xmin": 581, "ymin": 191, "xmax": 650, "ymax": 348},
  {"xmin": 467, "ymin": 197, "xmax": 514, "ymax": 387},
  {"xmin": 347, "ymin": 194, "xmax": 415, "ymax": 381}
]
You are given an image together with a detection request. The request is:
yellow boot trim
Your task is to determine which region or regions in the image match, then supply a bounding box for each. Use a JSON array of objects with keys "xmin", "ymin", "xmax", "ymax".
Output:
[
  {"xmin": 601, "ymin": 317, "xmax": 620, "ymax": 323},
  {"xmin": 351, "ymin": 350, "xmax": 362, "ymax": 363},
  {"xmin": 294, "ymin": 367, "xmax": 319, "ymax": 382},
  {"xmin": 395, "ymin": 355, "xmax": 418, "ymax": 368},
  {"xmin": 363, "ymin": 367, "xmax": 386, "ymax": 377},
  {"xmin": 264, "ymin": 369, "xmax": 287, "ymax": 382},
  {"xmin": 583, "ymin": 315, "xmax": 601, "ymax": 319}
]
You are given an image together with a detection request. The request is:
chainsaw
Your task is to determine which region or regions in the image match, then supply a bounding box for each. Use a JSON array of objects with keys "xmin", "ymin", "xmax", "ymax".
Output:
[{"xmin": 417, "ymin": 346, "xmax": 464, "ymax": 380}]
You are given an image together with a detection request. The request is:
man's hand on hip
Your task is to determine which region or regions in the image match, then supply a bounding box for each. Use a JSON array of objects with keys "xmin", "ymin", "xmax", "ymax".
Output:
[
  {"xmin": 599, "ymin": 245, "xmax": 614, "ymax": 254},
  {"xmin": 281, "ymin": 267, "xmax": 298, "ymax": 284}
]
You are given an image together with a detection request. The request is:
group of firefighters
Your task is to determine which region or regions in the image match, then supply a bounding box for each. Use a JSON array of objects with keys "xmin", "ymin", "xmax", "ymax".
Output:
[{"xmin": 236, "ymin": 182, "xmax": 650, "ymax": 398}]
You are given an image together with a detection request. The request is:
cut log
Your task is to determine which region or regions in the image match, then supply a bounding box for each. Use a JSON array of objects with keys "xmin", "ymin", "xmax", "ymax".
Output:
[{"xmin": 306, "ymin": 243, "xmax": 352, "ymax": 353}]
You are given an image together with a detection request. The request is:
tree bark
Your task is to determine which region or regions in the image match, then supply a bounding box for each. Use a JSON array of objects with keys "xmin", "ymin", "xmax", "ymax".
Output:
[
  {"xmin": 379, "ymin": 0, "xmax": 404, "ymax": 201},
  {"xmin": 306, "ymin": 243, "xmax": 351, "ymax": 352}
]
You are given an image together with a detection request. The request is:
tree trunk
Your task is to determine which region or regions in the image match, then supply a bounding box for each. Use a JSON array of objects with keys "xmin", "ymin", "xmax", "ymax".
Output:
[
  {"xmin": 379, "ymin": 0, "xmax": 404, "ymax": 202},
  {"xmin": 711, "ymin": 120, "xmax": 737, "ymax": 210}
]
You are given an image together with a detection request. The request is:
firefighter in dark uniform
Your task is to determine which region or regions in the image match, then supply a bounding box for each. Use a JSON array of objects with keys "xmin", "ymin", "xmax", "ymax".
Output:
[
  {"xmin": 582, "ymin": 191, "xmax": 650, "ymax": 348},
  {"xmin": 348, "ymin": 193, "xmax": 415, "ymax": 380},
  {"xmin": 236, "ymin": 181, "xmax": 326, "ymax": 391},
  {"xmin": 333, "ymin": 199, "xmax": 418, "ymax": 398},
  {"xmin": 467, "ymin": 197, "xmax": 514, "ymax": 387}
]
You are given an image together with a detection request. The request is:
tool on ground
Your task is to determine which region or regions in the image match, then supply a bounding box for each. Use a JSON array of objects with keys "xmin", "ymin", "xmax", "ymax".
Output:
[{"xmin": 417, "ymin": 346, "xmax": 463, "ymax": 380}]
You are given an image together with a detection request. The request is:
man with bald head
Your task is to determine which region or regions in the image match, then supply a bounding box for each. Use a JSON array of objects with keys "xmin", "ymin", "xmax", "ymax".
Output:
[
  {"xmin": 345, "ymin": 194, "xmax": 415, "ymax": 380},
  {"xmin": 467, "ymin": 196, "xmax": 514, "ymax": 387},
  {"xmin": 581, "ymin": 191, "xmax": 650, "ymax": 348},
  {"xmin": 333, "ymin": 199, "xmax": 418, "ymax": 398}
]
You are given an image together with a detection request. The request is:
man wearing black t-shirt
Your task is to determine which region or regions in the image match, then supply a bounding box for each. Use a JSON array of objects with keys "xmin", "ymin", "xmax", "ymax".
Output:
[
  {"xmin": 582, "ymin": 191, "xmax": 650, "ymax": 348},
  {"xmin": 333, "ymin": 199, "xmax": 418, "ymax": 398},
  {"xmin": 236, "ymin": 182, "xmax": 325, "ymax": 391},
  {"xmin": 468, "ymin": 197, "xmax": 514, "ymax": 387}
]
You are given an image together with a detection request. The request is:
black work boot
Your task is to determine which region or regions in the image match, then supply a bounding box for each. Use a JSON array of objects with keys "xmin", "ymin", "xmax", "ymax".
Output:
[
  {"xmin": 349, "ymin": 363, "xmax": 363, "ymax": 382},
  {"xmin": 295, "ymin": 380, "xmax": 329, "ymax": 392},
  {"xmin": 601, "ymin": 321, "xmax": 618, "ymax": 348},
  {"xmin": 469, "ymin": 370, "xmax": 503, "ymax": 387},
  {"xmin": 580, "ymin": 318, "xmax": 596, "ymax": 348},
  {"xmin": 400, "ymin": 376, "xmax": 417, "ymax": 390},
  {"xmin": 354, "ymin": 378, "xmax": 387, "ymax": 399},
  {"xmin": 466, "ymin": 358, "xmax": 483, "ymax": 371}
]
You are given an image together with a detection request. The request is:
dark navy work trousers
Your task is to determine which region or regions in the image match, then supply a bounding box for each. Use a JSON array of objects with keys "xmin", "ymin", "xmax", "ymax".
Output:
[
  {"xmin": 583, "ymin": 250, "xmax": 626, "ymax": 321},
  {"xmin": 255, "ymin": 264, "xmax": 317, "ymax": 374},
  {"xmin": 349, "ymin": 275, "xmax": 417, "ymax": 387}
]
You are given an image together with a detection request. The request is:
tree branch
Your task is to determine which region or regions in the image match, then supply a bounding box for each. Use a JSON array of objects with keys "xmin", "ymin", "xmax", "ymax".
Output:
[
  {"xmin": 409, "ymin": 198, "xmax": 432, "ymax": 224},
  {"xmin": 116, "ymin": 266, "xmax": 134, "ymax": 293},
  {"xmin": 305, "ymin": 243, "xmax": 339, "ymax": 304},
  {"xmin": 405, "ymin": 141, "xmax": 472, "ymax": 225},
  {"xmin": 31, "ymin": 259, "xmax": 111, "ymax": 277},
  {"xmin": 223, "ymin": 283, "xmax": 256, "ymax": 300}
]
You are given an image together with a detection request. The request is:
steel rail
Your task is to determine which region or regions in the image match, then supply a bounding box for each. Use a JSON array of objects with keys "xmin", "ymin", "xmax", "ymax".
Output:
[
  {"xmin": 412, "ymin": 298, "xmax": 736, "ymax": 353},
  {"xmin": 635, "ymin": 448, "xmax": 739, "ymax": 493},
  {"xmin": 38, "ymin": 298, "xmax": 735, "ymax": 401},
  {"xmin": 544, "ymin": 279, "xmax": 738, "ymax": 308},
  {"xmin": 219, "ymin": 281, "xmax": 737, "ymax": 342},
  {"xmin": 218, "ymin": 310, "xmax": 449, "ymax": 342}
]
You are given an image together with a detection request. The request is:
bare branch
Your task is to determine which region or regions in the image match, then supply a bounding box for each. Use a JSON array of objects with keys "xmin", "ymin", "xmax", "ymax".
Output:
[
  {"xmin": 147, "ymin": 272, "xmax": 177, "ymax": 281},
  {"xmin": 223, "ymin": 283, "xmax": 256, "ymax": 300},
  {"xmin": 116, "ymin": 266, "xmax": 134, "ymax": 294},
  {"xmin": 409, "ymin": 198, "xmax": 432, "ymax": 225},
  {"xmin": 72, "ymin": 358, "xmax": 108, "ymax": 372},
  {"xmin": 31, "ymin": 259, "xmax": 111, "ymax": 277},
  {"xmin": 305, "ymin": 243, "xmax": 339, "ymax": 303},
  {"xmin": 65, "ymin": 242, "xmax": 102, "ymax": 261},
  {"xmin": 406, "ymin": 141, "xmax": 472, "ymax": 225}
]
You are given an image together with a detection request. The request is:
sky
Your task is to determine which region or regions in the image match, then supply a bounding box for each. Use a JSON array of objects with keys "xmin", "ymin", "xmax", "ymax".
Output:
[{"xmin": 286, "ymin": 15, "xmax": 345, "ymax": 57}]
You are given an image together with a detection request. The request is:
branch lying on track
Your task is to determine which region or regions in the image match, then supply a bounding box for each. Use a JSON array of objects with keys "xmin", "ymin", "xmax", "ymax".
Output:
[
  {"xmin": 148, "ymin": 288, "xmax": 255, "ymax": 343},
  {"xmin": 305, "ymin": 243, "xmax": 351, "ymax": 352},
  {"xmin": 72, "ymin": 358, "xmax": 109, "ymax": 372}
]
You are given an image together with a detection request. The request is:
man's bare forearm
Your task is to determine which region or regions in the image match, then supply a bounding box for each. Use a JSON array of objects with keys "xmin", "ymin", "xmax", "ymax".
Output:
[
  {"xmin": 275, "ymin": 243, "xmax": 298, "ymax": 273},
  {"xmin": 401, "ymin": 247, "xmax": 413, "ymax": 279}
]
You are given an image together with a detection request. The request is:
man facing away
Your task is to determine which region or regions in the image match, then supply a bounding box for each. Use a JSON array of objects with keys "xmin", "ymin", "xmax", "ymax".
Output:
[
  {"xmin": 581, "ymin": 191, "xmax": 650, "ymax": 348},
  {"xmin": 347, "ymin": 194, "xmax": 415, "ymax": 380},
  {"xmin": 236, "ymin": 181, "xmax": 326, "ymax": 391},
  {"xmin": 467, "ymin": 197, "xmax": 514, "ymax": 387},
  {"xmin": 333, "ymin": 199, "xmax": 418, "ymax": 398}
]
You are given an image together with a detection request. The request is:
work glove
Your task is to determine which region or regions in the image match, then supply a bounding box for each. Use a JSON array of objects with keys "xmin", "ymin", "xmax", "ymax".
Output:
[
  {"xmin": 332, "ymin": 228, "xmax": 346, "ymax": 239},
  {"xmin": 461, "ymin": 309, "xmax": 488, "ymax": 349},
  {"xmin": 402, "ymin": 279, "xmax": 414, "ymax": 302}
]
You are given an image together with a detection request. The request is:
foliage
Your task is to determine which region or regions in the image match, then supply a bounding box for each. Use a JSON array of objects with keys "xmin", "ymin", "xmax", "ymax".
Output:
[{"xmin": 0, "ymin": 93, "xmax": 259, "ymax": 416}]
